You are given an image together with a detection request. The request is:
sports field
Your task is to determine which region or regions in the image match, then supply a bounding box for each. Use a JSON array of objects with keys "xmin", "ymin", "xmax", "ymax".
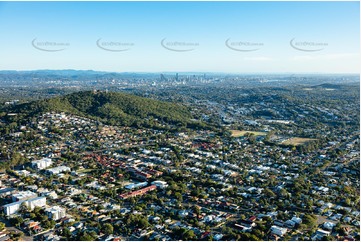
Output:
[
  {"xmin": 230, "ymin": 130, "xmax": 267, "ymax": 137},
  {"xmin": 281, "ymin": 137, "xmax": 317, "ymax": 146}
]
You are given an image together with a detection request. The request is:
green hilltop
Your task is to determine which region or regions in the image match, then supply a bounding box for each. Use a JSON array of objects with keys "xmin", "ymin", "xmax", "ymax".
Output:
[{"xmin": 8, "ymin": 91, "xmax": 196, "ymax": 128}]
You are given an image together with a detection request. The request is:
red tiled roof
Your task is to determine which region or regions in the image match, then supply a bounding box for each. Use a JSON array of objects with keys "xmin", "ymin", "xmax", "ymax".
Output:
[{"xmin": 119, "ymin": 185, "xmax": 157, "ymax": 199}]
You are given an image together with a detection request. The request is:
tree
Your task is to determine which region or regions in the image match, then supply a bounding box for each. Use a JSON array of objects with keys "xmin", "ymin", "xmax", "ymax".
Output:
[
  {"xmin": 344, "ymin": 198, "xmax": 351, "ymax": 206},
  {"xmin": 10, "ymin": 216, "xmax": 23, "ymax": 228},
  {"xmin": 323, "ymin": 235, "xmax": 335, "ymax": 241},
  {"xmin": 79, "ymin": 232, "xmax": 95, "ymax": 241},
  {"xmin": 19, "ymin": 202, "xmax": 29, "ymax": 214},
  {"xmin": 13, "ymin": 231, "xmax": 24, "ymax": 240},
  {"xmin": 174, "ymin": 192, "xmax": 183, "ymax": 202},
  {"xmin": 302, "ymin": 214, "xmax": 317, "ymax": 229},
  {"xmin": 138, "ymin": 218, "xmax": 149, "ymax": 229},
  {"xmin": 248, "ymin": 135, "xmax": 256, "ymax": 144},
  {"xmin": 62, "ymin": 228, "xmax": 72, "ymax": 239},
  {"xmin": 263, "ymin": 188, "xmax": 276, "ymax": 198},
  {"xmin": 89, "ymin": 231, "xmax": 98, "ymax": 239},
  {"xmin": 278, "ymin": 188, "xmax": 288, "ymax": 197},
  {"xmin": 193, "ymin": 205, "xmax": 200, "ymax": 219},
  {"xmin": 0, "ymin": 222, "xmax": 5, "ymax": 231},
  {"xmin": 10, "ymin": 152, "xmax": 23, "ymax": 168},
  {"xmin": 103, "ymin": 223, "xmax": 114, "ymax": 235},
  {"xmin": 183, "ymin": 230, "xmax": 196, "ymax": 240},
  {"xmin": 248, "ymin": 233, "xmax": 260, "ymax": 241}
]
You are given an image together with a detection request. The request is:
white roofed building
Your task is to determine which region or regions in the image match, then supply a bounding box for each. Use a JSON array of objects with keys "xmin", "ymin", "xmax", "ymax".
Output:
[
  {"xmin": 45, "ymin": 166, "xmax": 71, "ymax": 175},
  {"xmin": 12, "ymin": 191, "xmax": 37, "ymax": 202},
  {"xmin": 27, "ymin": 196, "xmax": 46, "ymax": 210},
  {"xmin": 3, "ymin": 201, "xmax": 22, "ymax": 216},
  {"xmin": 31, "ymin": 158, "xmax": 53, "ymax": 170},
  {"xmin": 4, "ymin": 196, "xmax": 46, "ymax": 216},
  {"xmin": 270, "ymin": 225, "xmax": 288, "ymax": 237},
  {"xmin": 151, "ymin": 180, "xmax": 168, "ymax": 189},
  {"xmin": 45, "ymin": 206, "xmax": 66, "ymax": 220}
]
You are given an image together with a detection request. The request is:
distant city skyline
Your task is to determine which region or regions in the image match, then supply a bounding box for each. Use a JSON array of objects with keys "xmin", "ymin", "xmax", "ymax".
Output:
[{"xmin": 0, "ymin": 1, "xmax": 359, "ymax": 73}]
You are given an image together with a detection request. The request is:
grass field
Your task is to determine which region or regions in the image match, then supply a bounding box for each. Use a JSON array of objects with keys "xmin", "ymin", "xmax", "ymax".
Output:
[
  {"xmin": 281, "ymin": 137, "xmax": 317, "ymax": 146},
  {"xmin": 230, "ymin": 130, "xmax": 267, "ymax": 137},
  {"xmin": 77, "ymin": 168, "xmax": 94, "ymax": 173}
]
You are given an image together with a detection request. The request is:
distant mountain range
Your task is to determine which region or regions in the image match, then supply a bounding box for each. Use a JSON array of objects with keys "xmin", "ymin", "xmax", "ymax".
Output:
[
  {"xmin": 2, "ymin": 69, "xmax": 357, "ymax": 77},
  {"xmin": 8, "ymin": 91, "xmax": 195, "ymax": 128},
  {"xmin": 0, "ymin": 69, "xmax": 209, "ymax": 76},
  {"xmin": 0, "ymin": 70, "xmax": 152, "ymax": 78},
  {"xmin": 0, "ymin": 69, "xmax": 109, "ymax": 76}
]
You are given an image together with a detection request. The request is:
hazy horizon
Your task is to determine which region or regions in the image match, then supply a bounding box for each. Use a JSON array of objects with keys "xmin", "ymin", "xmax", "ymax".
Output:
[{"xmin": 0, "ymin": 69, "xmax": 359, "ymax": 76}]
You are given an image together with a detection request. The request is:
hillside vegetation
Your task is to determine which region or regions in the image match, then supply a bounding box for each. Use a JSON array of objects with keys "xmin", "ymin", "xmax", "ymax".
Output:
[{"xmin": 8, "ymin": 91, "xmax": 196, "ymax": 128}]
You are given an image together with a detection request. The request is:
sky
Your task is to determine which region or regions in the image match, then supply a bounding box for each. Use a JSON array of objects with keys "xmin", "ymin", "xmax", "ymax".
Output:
[{"xmin": 0, "ymin": 1, "xmax": 359, "ymax": 73}]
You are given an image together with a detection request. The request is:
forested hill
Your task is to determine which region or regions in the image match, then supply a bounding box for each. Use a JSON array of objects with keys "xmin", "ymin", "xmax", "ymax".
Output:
[{"xmin": 8, "ymin": 91, "xmax": 196, "ymax": 128}]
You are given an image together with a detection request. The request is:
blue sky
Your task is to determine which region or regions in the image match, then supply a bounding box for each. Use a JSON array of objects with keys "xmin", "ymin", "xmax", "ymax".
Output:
[{"xmin": 0, "ymin": 1, "xmax": 359, "ymax": 73}]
